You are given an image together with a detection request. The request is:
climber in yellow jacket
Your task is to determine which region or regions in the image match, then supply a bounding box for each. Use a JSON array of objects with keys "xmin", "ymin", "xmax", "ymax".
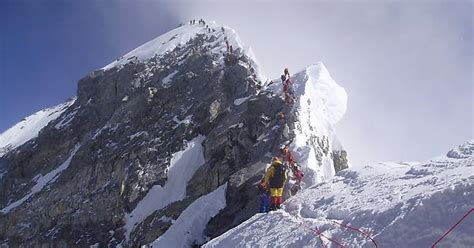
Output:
[{"xmin": 262, "ymin": 157, "xmax": 287, "ymax": 210}]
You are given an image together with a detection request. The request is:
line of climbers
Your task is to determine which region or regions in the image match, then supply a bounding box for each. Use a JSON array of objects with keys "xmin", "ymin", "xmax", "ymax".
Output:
[
  {"xmin": 255, "ymin": 71, "xmax": 379, "ymax": 246},
  {"xmin": 189, "ymin": 19, "xmax": 207, "ymax": 26},
  {"xmin": 281, "ymin": 68, "xmax": 295, "ymax": 104},
  {"xmin": 258, "ymin": 68, "xmax": 303, "ymax": 212},
  {"xmin": 190, "ymin": 19, "xmax": 231, "ymax": 59},
  {"xmin": 189, "ymin": 19, "xmax": 216, "ymax": 33},
  {"xmin": 224, "ymin": 36, "xmax": 234, "ymax": 64}
]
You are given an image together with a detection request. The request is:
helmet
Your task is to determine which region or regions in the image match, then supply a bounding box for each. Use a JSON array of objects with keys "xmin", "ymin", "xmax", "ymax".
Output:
[
  {"xmin": 278, "ymin": 112, "xmax": 285, "ymax": 119},
  {"xmin": 272, "ymin": 156, "xmax": 281, "ymax": 163}
]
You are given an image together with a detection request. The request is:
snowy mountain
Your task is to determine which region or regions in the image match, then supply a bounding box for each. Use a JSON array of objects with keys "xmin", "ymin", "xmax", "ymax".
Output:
[
  {"xmin": 0, "ymin": 98, "xmax": 76, "ymax": 157},
  {"xmin": 0, "ymin": 21, "xmax": 348, "ymax": 247},
  {"xmin": 205, "ymin": 141, "xmax": 474, "ymax": 247}
]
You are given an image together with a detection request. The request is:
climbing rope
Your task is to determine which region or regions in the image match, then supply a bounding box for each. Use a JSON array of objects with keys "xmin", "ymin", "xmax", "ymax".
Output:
[
  {"xmin": 284, "ymin": 193, "xmax": 378, "ymax": 248},
  {"xmin": 431, "ymin": 208, "xmax": 473, "ymax": 247},
  {"xmin": 260, "ymin": 67, "xmax": 378, "ymax": 247},
  {"xmin": 332, "ymin": 221, "xmax": 378, "ymax": 248},
  {"xmin": 286, "ymin": 212, "xmax": 344, "ymax": 248}
]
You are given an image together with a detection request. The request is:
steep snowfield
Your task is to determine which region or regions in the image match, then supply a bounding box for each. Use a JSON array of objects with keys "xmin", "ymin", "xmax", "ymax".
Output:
[
  {"xmin": 205, "ymin": 141, "xmax": 474, "ymax": 247},
  {"xmin": 124, "ymin": 135, "xmax": 206, "ymax": 239},
  {"xmin": 0, "ymin": 98, "xmax": 75, "ymax": 157},
  {"xmin": 149, "ymin": 184, "xmax": 227, "ymax": 248},
  {"xmin": 268, "ymin": 63, "xmax": 348, "ymax": 185},
  {"xmin": 102, "ymin": 21, "xmax": 265, "ymax": 82},
  {"xmin": 102, "ymin": 24, "xmax": 206, "ymax": 70}
]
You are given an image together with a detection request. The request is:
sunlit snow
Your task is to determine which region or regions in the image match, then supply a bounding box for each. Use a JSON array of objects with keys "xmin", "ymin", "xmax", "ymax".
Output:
[
  {"xmin": 0, "ymin": 98, "xmax": 75, "ymax": 157},
  {"xmin": 124, "ymin": 135, "xmax": 206, "ymax": 239},
  {"xmin": 205, "ymin": 142, "xmax": 474, "ymax": 247},
  {"xmin": 150, "ymin": 184, "xmax": 228, "ymax": 248}
]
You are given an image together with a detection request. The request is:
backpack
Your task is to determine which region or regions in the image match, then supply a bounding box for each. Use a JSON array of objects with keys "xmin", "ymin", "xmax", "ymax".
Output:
[{"xmin": 269, "ymin": 163, "xmax": 286, "ymax": 188}]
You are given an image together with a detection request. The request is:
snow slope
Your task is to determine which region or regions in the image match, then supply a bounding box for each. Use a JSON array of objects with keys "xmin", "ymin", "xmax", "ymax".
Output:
[
  {"xmin": 268, "ymin": 63, "xmax": 348, "ymax": 185},
  {"xmin": 124, "ymin": 135, "xmax": 206, "ymax": 239},
  {"xmin": 205, "ymin": 141, "xmax": 474, "ymax": 247},
  {"xmin": 102, "ymin": 24, "xmax": 208, "ymax": 70},
  {"xmin": 0, "ymin": 98, "xmax": 75, "ymax": 157},
  {"xmin": 1, "ymin": 144, "xmax": 80, "ymax": 213},
  {"xmin": 149, "ymin": 183, "xmax": 228, "ymax": 248},
  {"xmin": 102, "ymin": 21, "xmax": 265, "ymax": 82}
]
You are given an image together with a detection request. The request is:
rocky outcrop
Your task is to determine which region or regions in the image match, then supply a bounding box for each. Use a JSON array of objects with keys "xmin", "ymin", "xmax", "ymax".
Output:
[{"xmin": 0, "ymin": 23, "xmax": 348, "ymax": 247}]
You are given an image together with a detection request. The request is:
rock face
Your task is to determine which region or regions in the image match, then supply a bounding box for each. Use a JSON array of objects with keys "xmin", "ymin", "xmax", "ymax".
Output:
[{"xmin": 0, "ymin": 22, "xmax": 348, "ymax": 247}]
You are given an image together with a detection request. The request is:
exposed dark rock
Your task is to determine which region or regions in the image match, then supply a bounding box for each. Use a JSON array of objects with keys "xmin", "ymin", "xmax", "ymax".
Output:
[
  {"xmin": 0, "ymin": 25, "xmax": 348, "ymax": 247},
  {"xmin": 332, "ymin": 150, "xmax": 349, "ymax": 173}
]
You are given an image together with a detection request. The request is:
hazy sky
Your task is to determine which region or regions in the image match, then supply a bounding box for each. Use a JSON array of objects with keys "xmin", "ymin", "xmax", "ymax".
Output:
[{"xmin": 1, "ymin": 0, "xmax": 472, "ymax": 166}]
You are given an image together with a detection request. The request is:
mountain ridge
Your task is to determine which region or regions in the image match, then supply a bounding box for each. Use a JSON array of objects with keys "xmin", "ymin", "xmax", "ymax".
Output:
[{"xmin": 0, "ymin": 21, "xmax": 349, "ymax": 247}]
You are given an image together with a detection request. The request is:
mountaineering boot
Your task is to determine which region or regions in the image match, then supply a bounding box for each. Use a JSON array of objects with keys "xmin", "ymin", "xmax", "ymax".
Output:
[{"xmin": 276, "ymin": 196, "xmax": 283, "ymax": 209}]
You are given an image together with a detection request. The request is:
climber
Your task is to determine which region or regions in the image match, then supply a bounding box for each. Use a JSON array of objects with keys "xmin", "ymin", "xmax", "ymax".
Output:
[
  {"xmin": 280, "ymin": 145, "xmax": 304, "ymax": 195},
  {"xmin": 225, "ymin": 38, "xmax": 230, "ymax": 54},
  {"xmin": 283, "ymin": 78, "xmax": 294, "ymax": 104},
  {"xmin": 277, "ymin": 112, "xmax": 290, "ymax": 141},
  {"xmin": 281, "ymin": 74, "xmax": 288, "ymax": 92},
  {"xmin": 280, "ymin": 145, "xmax": 296, "ymax": 168},
  {"xmin": 281, "ymin": 74, "xmax": 286, "ymax": 84},
  {"xmin": 263, "ymin": 157, "xmax": 287, "ymax": 210},
  {"xmin": 278, "ymin": 112, "xmax": 285, "ymax": 121},
  {"xmin": 227, "ymin": 45, "xmax": 234, "ymax": 64},
  {"xmin": 290, "ymin": 164, "xmax": 304, "ymax": 195},
  {"xmin": 281, "ymin": 74, "xmax": 291, "ymax": 104},
  {"xmin": 282, "ymin": 78, "xmax": 290, "ymax": 104},
  {"xmin": 258, "ymin": 179, "xmax": 270, "ymax": 213},
  {"xmin": 280, "ymin": 68, "xmax": 294, "ymax": 104}
]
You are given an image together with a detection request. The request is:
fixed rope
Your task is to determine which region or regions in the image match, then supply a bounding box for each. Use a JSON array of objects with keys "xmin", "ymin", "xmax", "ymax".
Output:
[
  {"xmin": 332, "ymin": 221, "xmax": 378, "ymax": 248},
  {"xmin": 288, "ymin": 213, "xmax": 344, "ymax": 248},
  {"xmin": 283, "ymin": 193, "xmax": 377, "ymax": 248},
  {"xmin": 431, "ymin": 208, "xmax": 473, "ymax": 247},
  {"xmin": 268, "ymin": 67, "xmax": 376, "ymax": 247}
]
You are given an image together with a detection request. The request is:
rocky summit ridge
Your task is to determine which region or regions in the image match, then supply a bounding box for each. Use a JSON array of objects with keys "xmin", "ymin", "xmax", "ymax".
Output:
[{"xmin": 0, "ymin": 21, "xmax": 348, "ymax": 247}]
